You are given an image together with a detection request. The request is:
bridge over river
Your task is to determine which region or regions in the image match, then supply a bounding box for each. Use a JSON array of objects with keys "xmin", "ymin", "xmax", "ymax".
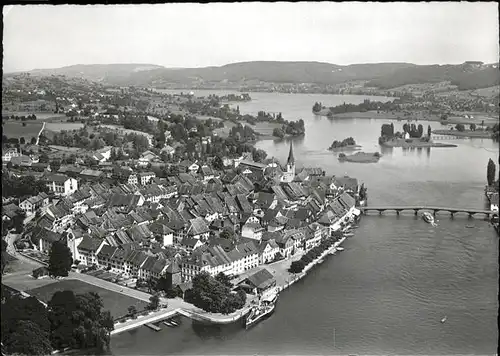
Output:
[{"xmin": 360, "ymin": 206, "xmax": 495, "ymax": 219}]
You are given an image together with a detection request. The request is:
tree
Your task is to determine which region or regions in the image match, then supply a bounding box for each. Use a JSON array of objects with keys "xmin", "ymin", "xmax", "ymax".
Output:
[
  {"xmin": 219, "ymin": 228, "xmax": 234, "ymax": 240},
  {"xmin": 50, "ymin": 159, "xmax": 61, "ymax": 172},
  {"xmin": 20, "ymin": 137, "xmax": 26, "ymax": 144},
  {"xmin": 148, "ymin": 294, "xmax": 160, "ymax": 310},
  {"xmin": 31, "ymin": 137, "xmax": 37, "ymax": 144},
  {"xmin": 427, "ymin": 125, "xmax": 432, "ymax": 138},
  {"xmin": 1, "ymin": 294, "xmax": 52, "ymax": 356},
  {"xmin": 289, "ymin": 260, "xmax": 305, "ymax": 273},
  {"xmin": 1, "ymin": 239, "xmax": 8, "ymax": 274},
  {"xmin": 417, "ymin": 124, "xmax": 423, "ymax": 138},
  {"xmin": 128, "ymin": 305, "xmax": 138, "ymax": 318},
  {"xmin": 215, "ymin": 272, "xmax": 232, "ymax": 288},
  {"xmin": 212, "ymin": 155, "xmax": 224, "ymax": 170},
  {"xmin": 455, "ymin": 124, "xmax": 465, "ymax": 132},
  {"xmin": 470, "ymin": 123, "xmax": 476, "ymax": 131},
  {"xmin": 48, "ymin": 241, "xmax": 73, "ymax": 277},
  {"xmin": 48, "ymin": 290, "xmax": 114, "ymax": 352},
  {"xmin": 273, "ymin": 127, "xmax": 285, "ymax": 138},
  {"xmin": 487, "ymin": 158, "xmax": 496, "ymax": 186},
  {"xmin": 253, "ymin": 148, "xmax": 267, "ymax": 162}
]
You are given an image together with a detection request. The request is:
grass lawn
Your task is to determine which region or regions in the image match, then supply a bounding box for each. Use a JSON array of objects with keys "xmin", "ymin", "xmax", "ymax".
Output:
[
  {"xmin": 3, "ymin": 121, "xmax": 43, "ymax": 140},
  {"xmin": 27, "ymin": 279, "xmax": 148, "ymax": 319}
]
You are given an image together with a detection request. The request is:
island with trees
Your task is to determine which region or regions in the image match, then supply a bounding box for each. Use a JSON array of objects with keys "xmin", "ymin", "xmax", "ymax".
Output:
[
  {"xmin": 272, "ymin": 118, "xmax": 306, "ymax": 139},
  {"xmin": 338, "ymin": 151, "xmax": 382, "ymax": 163},
  {"xmin": 327, "ymin": 137, "xmax": 361, "ymax": 151},
  {"xmin": 378, "ymin": 123, "xmax": 457, "ymax": 148}
]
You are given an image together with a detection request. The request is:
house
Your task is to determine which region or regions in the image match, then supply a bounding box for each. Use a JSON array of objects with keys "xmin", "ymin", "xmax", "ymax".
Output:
[
  {"xmin": 188, "ymin": 162, "xmax": 200, "ymax": 174},
  {"xmin": 198, "ymin": 165, "xmax": 215, "ymax": 181},
  {"xmin": 10, "ymin": 155, "xmax": 32, "ymax": 167},
  {"xmin": 31, "ymin": 227, "xmax": 63, "ymax": 254},
  {"xmin": 19, "ymin": 192, "xmax": 50, "ymax": 216},
  {"xmin": 490, "ymin": 193, "xmax": 499, "ymax": 212},
  {"xmin": 258, "ymin": 239, "xmax": 280, "ymax": 264},
  {"xmin": 80, "ymin": 169, "xmax": 105, "ymax": 182},
  {"xmin": 45, "ymin": 174, "xmax": 78, "ymax": 196},
  {"xmin": 138, "ymin": 171, "xmax": 156, "ymax": 185},
  {"xmin": 305, "ymin": 223, "xmax": 326, "ymax": 250},
  {"xmin": 2, "ymin": 148, "xmax": 21, "ymax": 162},
  {"xmin": 138, "ymin": 151, "xmax": 159, "ymax": 167},
  {"xmin": 180, "ymin": 236, "xmax": 204, "ymax": 252},
  {"xmin": 241, "ymin": 222, "xmax": 264, "ymax": 241},
  {"xmin": 77, "ymin": 236, "xmax": 108, "ymax": 266},
  {"xmin": 274, "ymin": 232, "xmax": 294, "ymax": 258},
  {"xmin": 233, "ymin": 241, "xmax": 260, "ymax": 272},
  {"xmin": 149, "ymin": 221, "xmax": 174, "ymax": 246},
  {"xmin": 161, "ymin": 145, "xmax": 175, "ymax": 157},
  {"xmin": 91, "ymin": 152, "xmax": 106, "ymax": 163},
  {"xmin": 186, "ymin": 217, "xmax": 210, "ymax": 240}
]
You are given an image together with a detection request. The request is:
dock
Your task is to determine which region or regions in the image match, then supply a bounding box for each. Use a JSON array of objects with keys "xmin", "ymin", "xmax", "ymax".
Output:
[{"xmin": 145, "ymin": 323, "xmax": 161, "ymax": 332}]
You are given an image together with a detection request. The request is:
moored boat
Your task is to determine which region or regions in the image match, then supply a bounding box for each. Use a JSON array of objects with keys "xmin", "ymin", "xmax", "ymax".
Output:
[
  {"xmin": 245, "ymin": 288, "xmax": 279, "ymax": 329},
  {"xmin": 336, "ymin": 247, "xmax": 344, "ymax": 251},
  {"xmin": 422, "ymin": 211, "xmax": 435, "ymax": 224}
]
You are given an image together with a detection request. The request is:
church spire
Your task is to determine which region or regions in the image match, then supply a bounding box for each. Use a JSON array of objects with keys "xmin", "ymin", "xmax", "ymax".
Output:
[{"xmin": 287, "ymin": 141, "xmax": 295, "ymax": 166}]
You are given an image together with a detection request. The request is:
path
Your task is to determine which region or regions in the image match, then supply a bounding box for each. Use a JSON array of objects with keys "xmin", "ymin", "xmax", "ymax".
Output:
[{"xmin": 35, "ymin": 122, "xmax": 46, "ymax": 145}]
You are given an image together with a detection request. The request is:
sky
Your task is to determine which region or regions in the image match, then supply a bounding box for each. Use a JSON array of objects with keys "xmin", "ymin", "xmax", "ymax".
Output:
[{"xmin": 2, "ymin": 2, "xmax": 499, "ymax": 73}]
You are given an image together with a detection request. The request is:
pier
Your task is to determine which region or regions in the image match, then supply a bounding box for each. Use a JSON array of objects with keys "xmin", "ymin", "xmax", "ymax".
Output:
[{"xmin": 360, "ymin": 206, "xmax": 494, "ymax": 218}]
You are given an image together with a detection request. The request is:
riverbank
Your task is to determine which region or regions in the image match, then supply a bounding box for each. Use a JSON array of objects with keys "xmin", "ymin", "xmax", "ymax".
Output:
[
  {"xmin": 432, "ymin": 129, "xmax": 493, "ymax": 138},
  {"xmin": 339, "ymin": 152, "xmax": 381, "ymax": 163},
  {"xmin": 380, "ymin": 138, "xmax": 457, "ymax": 148}
]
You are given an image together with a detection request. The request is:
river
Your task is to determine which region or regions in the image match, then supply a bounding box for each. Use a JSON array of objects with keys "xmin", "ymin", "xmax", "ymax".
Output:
[{"xmin": 111, "ymin": 91, "xmax": 499, "ymax": 355}]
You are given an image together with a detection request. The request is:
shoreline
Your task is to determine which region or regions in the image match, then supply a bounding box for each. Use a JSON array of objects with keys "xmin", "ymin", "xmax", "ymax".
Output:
[
  {"xmin": 110, "ymin": 228, "xmax": 353, "ymax": 335},
  {"xmin": 431, "ymin": 129, "xmax": 493, "ymax": 139},
  {"xmin": 380, "ymin": 140, "xmax": 457, "ymax": 148}
]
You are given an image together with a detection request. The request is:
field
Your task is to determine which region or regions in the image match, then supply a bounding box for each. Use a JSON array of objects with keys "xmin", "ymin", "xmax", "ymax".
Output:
[
  {"xmin": 45, "ymin": 122, "xmax": 84, "ymax": 132},
  {"xmin": 2, "ymin": 112, "xmax": 66, "ymax": 121},
  {"xmin": 2, "ymin": 121, "xmax": 43, "ymax": 141},
  {"xmin": 27, "ymin": 279, "xmax": 148, "ymax": 319},
  {"xmin": 1, "ymin": 257, "xmax": 58, "ymax": 292}
]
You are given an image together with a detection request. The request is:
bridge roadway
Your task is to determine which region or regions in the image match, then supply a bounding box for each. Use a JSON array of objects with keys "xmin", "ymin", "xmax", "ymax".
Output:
[{"xmin": 360, "ymin": 206, "xmax": 494, "ymax": 218}]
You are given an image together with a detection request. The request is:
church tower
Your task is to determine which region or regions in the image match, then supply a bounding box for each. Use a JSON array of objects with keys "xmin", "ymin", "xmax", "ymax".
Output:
[{"xmin": 281, "ymin": 141, "xmax": 296, "ymax": 183}]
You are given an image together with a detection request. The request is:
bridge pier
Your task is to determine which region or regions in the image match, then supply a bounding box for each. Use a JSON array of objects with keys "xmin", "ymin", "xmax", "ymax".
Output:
[
  {"xmin": 414, "ymin": 209, "xmax": 419, "ymax": 216},
  {"xmin": 396, "ymin": 210, "xmax": 400, "ymax": 216}
]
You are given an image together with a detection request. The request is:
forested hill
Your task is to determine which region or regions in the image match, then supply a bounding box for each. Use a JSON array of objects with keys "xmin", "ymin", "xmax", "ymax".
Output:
[
  {"xmin": 365, "ymin": 63, "xmax": 499, "ymax": 90},
  {"xmin": 11, "ymin": 61, "xmax": 499, "ymax": 90}
]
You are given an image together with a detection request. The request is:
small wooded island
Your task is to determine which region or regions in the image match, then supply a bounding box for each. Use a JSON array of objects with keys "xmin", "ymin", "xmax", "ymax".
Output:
[
  {"xmin": 328, "ymin": 137, "xmax": 362, "ymax": 151},
  {"xmin": 378, "ymin": 123, "xmax": 457, "ymax": 148},
  {"xmin": 338, "ymin": 151, "xmax": 381, "ymax": 163}
]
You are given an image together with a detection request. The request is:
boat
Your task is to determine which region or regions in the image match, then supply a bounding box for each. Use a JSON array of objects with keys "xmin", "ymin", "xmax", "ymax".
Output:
[
  {"xmin": 466, "ymin": 224, "xmax": 475, "ymax": 228},
  {"xmin": 344, "ymin": 232, "xmax": 354, "ymax": 237},
  {"xmin": 441, "ymin": 316, "xmax": 447, "ymax": 323},
  {"xmin": 168, "ymin": 319, "xmax": 179, "ymax": 326},
  {"xmin": 245, "ymin": 289, "xmax": 279, "ymax": 329},
  {"xmin": 336, "ymin": 247, "xmax": 344, "ymax": 251},
  {"xmin": 163, "ymin": 321, "xmax": 174, "ymax": 327},
  {"xmin": 422, "ymin": 212, "xmax": 435, "ymax": 224}
]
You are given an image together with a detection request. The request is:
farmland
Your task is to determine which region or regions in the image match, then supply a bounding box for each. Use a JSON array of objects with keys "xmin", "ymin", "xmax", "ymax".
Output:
[{"xmin": 2, "ymin": 121, "xmax": 44, "ymax": 141}]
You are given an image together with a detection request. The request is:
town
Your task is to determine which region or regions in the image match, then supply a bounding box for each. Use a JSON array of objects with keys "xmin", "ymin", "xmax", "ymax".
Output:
[{"xmin": 1, "ymin": 73, "xmax": 364, "ymax": 355}]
